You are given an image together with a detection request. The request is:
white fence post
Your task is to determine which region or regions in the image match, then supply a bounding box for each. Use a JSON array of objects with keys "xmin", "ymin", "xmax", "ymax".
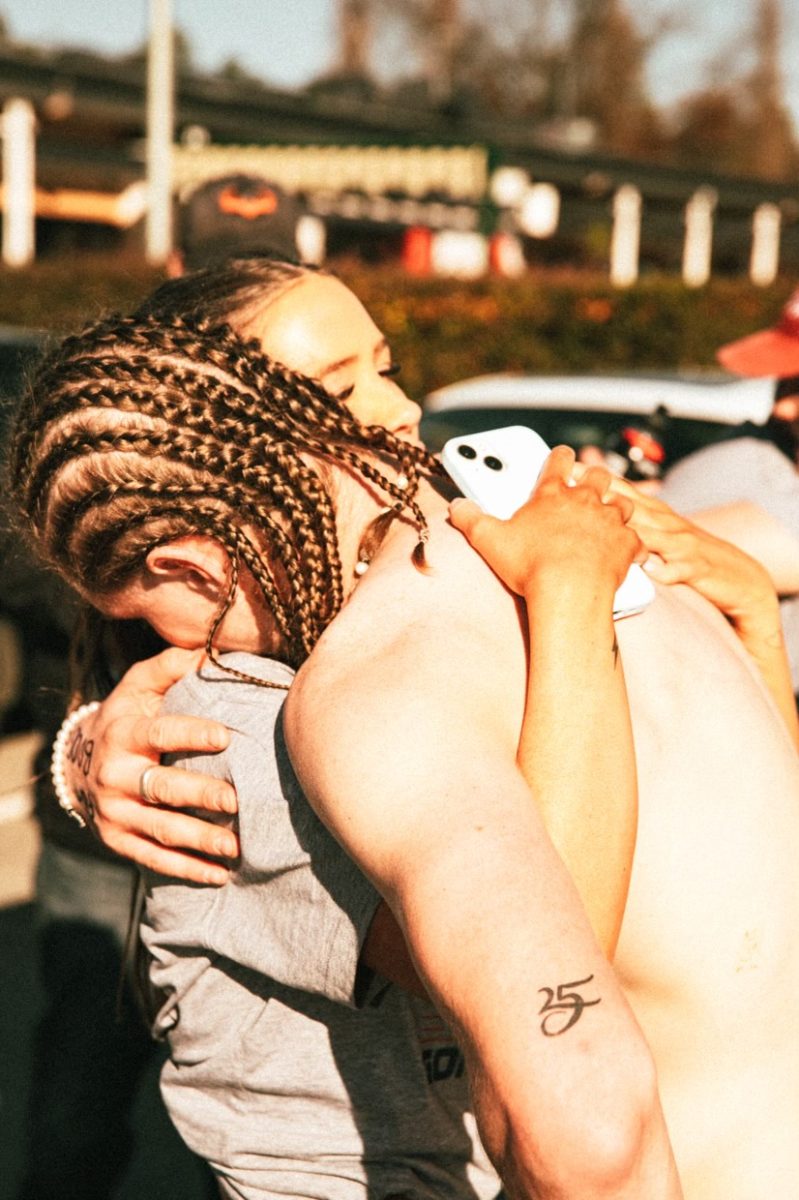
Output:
[
  {"xmin": 750, "ymin": 202, "xmax": 781, "ymax": 287},
  {"xmin": 146, "ymin": 0, "xmax": 174, "ymax": 265},
  {"xmin": 1, "ymin": 98, "xmax": 36, "ymax": 268},
  {"xmin": 610, "ymin": 184, "xmax": 641, "ymax": 288},
  {"xmin": 682, "ymin": 187, "xmax": 717, "ymax": 288}
]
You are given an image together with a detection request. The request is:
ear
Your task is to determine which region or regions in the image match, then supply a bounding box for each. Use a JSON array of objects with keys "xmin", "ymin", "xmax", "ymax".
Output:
[{"xmin": 144, "ymin": 535, "xmax": 231, "ymax": 593}]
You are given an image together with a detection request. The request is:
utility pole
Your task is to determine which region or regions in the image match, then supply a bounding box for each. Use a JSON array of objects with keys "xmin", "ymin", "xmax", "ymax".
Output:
[
  {"xmin": 338, "ymin": 0, "xmax": 371, "ymax": 75},
  {"xmin": 750, "ymin": 0, "xmax": 792, "ymax": 180},
  {"xmin": 426, "ymin": 0, "xmax": 461, "ymax": 104},
  {"xmin": 146, "ymin": 0, "xmax": 174, "ymax": 265}
]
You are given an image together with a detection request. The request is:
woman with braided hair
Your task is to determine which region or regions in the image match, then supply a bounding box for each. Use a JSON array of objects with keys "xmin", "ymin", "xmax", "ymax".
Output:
[
  {"xmin": 5, "ymin": 257, "xmax": 688, "ymax": 1198},
  {"xmin": 10, "ymin": 258, "xmax": 799, "ymax": 1198}
]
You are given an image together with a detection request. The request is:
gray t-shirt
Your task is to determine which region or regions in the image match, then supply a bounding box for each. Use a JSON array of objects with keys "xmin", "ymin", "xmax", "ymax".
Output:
[
  {"xmin": 659, "ymin": 437, "xmax": 799, "ymax": 690},
  {"xmin": 142, "ymin": 653, "xmax": 498, "ymax": 1200}
]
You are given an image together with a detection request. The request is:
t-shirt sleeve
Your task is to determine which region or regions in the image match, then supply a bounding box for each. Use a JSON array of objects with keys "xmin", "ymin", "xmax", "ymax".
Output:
[
  {"xmin": 154, "ymin": 664, "xmax": 381, "ymax": 1007},
  {"xmin": 659, "ymin": 438, "xmax": 799, "ymax": 539}
]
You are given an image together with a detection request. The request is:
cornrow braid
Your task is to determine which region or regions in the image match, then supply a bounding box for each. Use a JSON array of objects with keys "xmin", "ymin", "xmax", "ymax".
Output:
[{"xmin": 5, "ymin": 262, "xmax": 443, "ymax": 677}]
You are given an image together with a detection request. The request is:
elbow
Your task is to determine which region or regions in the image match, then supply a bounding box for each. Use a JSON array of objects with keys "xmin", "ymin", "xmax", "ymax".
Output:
[{"xmin": 490, "ymin": 1041, "xmax": 671, "ymax": 1199}]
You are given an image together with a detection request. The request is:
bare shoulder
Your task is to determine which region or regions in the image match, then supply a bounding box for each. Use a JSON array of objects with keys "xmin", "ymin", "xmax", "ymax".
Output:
[
  {"xmin": 287, "ymin": 518, "xmax": 524, "ymax": 747},
  {"xmin": 283, "ymin": 517, "xmax": 528, "ymax": 865}
]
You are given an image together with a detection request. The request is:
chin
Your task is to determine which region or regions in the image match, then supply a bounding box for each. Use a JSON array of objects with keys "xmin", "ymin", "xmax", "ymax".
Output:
[{"xmin": 163, "ymin": 632, "xmax": 207, "ymax": 650}]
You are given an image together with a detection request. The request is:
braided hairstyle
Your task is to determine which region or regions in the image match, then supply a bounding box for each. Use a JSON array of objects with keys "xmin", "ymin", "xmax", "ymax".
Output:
[{"xmin": 5, "ymin": 258, "xmax": 443, "ymax": 678}]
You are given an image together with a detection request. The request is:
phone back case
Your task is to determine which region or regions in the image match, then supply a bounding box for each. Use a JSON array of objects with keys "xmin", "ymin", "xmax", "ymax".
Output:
[{"xmin": 442, "ymin": 425, "xmax": 654, "ymax": 620}]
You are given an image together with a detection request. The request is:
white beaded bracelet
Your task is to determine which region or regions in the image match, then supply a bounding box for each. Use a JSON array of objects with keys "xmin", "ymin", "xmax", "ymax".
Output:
[{"xmin": 51, "ymin": 700, "xmax": 101, "ymax": 827}]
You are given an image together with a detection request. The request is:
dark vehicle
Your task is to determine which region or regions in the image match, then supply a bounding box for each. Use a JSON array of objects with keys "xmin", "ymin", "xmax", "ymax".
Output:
[
  {"xmin": 0, "ymin": 327, "xmax": 51, "ymax": 729},
  {"xmin": 421, "ymin": 372, "xmax": 776, "ymax": 481},
  {"xmin": 0, "ymin": 325, "xmax": 46, "ymax": 398}
]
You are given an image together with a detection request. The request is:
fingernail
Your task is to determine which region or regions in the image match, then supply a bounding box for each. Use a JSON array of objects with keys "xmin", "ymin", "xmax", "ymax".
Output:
[
  {"xmin": 217, "ymin": 836, "xmax": 239, "ymax": 859},
  {"xmin": 207, "ymin": 729, "xmax": 230, "ymax": 750},
  {"xmin": 215, "ymin": 789, "xmax": 238, "ymax": 813},
  {"xmin": 201, "ymin": 866, "xmax": 230, "ymax": 886}
]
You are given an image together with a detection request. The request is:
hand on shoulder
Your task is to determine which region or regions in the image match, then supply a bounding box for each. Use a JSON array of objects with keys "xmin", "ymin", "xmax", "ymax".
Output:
[{"xmin": 64, "ymin": 647, "xmax": 239, "ymax": 883}]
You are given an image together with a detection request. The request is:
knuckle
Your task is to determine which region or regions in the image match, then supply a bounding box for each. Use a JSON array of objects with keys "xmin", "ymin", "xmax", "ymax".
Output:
[
  {"xmin": 148, "ymin": 811, "xmax": 179, "ymax": 849},
  {"xmin": 200, "ymin": 780, "xmax": 227, "ymax": 810},
  {"xmin": 93, "ymin": 758, "xmax": 117, "ymax": 791},
  {"xmin": 97, "ymin": 822, "xmax": 122, "ymax": 854},
  {"xmin": 146, "ymin": 715, "xmax": 175, "ymax": 752}
]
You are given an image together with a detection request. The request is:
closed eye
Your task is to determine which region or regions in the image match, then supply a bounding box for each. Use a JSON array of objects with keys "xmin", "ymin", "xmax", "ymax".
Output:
[{"xmin": 380, "ymin": 361, "xmax": 402, "ymax": 379}]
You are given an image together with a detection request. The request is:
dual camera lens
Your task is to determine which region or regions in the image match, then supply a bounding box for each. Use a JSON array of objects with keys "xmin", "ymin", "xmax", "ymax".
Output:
[{"xmin": 457, "ymin": 443, "xmax": 503, "ymax": 471}]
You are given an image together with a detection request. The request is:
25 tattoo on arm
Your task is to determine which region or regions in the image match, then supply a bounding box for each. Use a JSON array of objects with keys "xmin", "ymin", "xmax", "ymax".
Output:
[{"xmin": 538, "ymin": 974, "xmax": 602, "ymax": 1037}]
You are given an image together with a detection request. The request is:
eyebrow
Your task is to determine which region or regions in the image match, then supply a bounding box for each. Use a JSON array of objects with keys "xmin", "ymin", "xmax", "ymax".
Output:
[{"xmin": 319, "ymin": 337, "xmax": 389, "ymax": 380}]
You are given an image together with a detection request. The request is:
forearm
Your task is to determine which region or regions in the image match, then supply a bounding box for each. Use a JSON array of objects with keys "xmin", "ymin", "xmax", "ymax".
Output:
[
  {"xmin": 391, "ymin": 829, "xmax": 680, "ymax": 1198},
  {"xmin": 288, "ymin": 702, "xmax": 679, "ymax": 1192},
  {"xmin": 517, "ymin": 579, "xmax": 637, "ymax": 956}
]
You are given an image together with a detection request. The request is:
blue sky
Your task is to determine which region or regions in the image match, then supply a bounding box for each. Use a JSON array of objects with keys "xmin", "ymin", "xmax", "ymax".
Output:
[{"xmin": 2, "ymin": 0, "xmax": 798, "ymax": 132}]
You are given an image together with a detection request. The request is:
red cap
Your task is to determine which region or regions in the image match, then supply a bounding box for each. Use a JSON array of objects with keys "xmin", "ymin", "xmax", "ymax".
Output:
[{"xmin": 716, "ymin": 289, "xmax": 799, "ymax": 377}]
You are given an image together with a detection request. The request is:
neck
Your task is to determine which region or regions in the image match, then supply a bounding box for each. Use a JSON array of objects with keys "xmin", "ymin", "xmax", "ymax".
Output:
[{"xmin": 337, "ymin": 475, "xmax": 450, "ymax": 595}]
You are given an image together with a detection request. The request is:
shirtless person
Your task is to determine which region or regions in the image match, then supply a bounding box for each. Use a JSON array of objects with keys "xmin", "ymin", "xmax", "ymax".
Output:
[
  {"xmin": 9, "ymin": 280, "xmax": 677, "ymax": 1196},
  {"xmin": 34, "ymin": 262, "xmax": 799, "ymax": 1197},
  {"xmin": 282, "ymin": 451, "xmax": 799, "ymax": 1200}
]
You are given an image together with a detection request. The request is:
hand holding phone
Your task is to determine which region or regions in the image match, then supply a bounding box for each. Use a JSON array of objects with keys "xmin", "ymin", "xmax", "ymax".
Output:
[{"xmin": 442, "ymin": 426, "xmax": 654, "ymax": 620}]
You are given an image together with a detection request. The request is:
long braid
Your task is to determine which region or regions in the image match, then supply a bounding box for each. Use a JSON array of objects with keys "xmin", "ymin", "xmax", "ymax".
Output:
[{"xmin": 6, "ymin": 272, "xmax": 442, "ymax": 674}]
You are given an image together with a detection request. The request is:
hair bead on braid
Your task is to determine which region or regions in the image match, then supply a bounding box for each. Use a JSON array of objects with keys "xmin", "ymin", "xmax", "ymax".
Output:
[{"xmin": 4, "ymin": 257, "xmax": 445, "ymax": 688}]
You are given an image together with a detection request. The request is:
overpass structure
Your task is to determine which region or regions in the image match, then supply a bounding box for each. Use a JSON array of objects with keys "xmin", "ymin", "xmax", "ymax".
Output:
[{"xmin": 0, "ymin": 46, "xmax": 797, "ymax": 280}]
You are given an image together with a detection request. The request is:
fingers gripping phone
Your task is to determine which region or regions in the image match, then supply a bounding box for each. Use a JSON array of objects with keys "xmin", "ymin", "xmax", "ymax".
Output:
[{"xmin": 441, "ymin": 425, "xmax": 654, "ymax": 620}]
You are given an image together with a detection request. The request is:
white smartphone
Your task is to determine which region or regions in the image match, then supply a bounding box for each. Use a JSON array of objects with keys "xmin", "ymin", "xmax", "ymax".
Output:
[{"xmin": 441, "ymin": 425, "xmax": 654, "ymax": 621}]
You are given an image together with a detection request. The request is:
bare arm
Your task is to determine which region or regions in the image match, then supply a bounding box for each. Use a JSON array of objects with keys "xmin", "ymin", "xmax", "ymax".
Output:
[
  {"xmin": 450, "ymin": 448, "xmax": 644, "ymax": 956},
  {"xmin": 285, "ymin": 629, "xmax": 679, "ymax": 1197},
  {"xmin": 613, "ymin": 483, "xmax": 799, "ymax": 749},
  {"xmin": 284, "ymin": 468, "xmax": 680, "ymax": 1195}
]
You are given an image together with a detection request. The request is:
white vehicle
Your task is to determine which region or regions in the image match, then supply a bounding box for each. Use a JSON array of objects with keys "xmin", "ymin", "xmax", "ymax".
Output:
[{"xmin": 422, "ymin": 371, "xmax": 776, "ymax": 478}]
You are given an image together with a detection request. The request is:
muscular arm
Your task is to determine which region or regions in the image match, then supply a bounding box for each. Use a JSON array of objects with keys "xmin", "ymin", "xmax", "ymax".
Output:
[{"xmin": 284, "ymin": 610, "xmax": 679, "ymax": 1197}]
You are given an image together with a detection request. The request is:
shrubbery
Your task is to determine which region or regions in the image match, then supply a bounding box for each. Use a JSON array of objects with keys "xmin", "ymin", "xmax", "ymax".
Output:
[
  {"xmin": 0, "ymin": 254, "xmax": 792, "ymax": 401},
  {"xmin": 343, "ymin": 265, "xmax": 793, "ymax": 399}
]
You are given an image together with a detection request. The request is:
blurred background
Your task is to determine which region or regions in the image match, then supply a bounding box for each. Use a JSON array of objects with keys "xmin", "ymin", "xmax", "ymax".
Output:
[{"xmin": 1, "ymin": 2, "xmax": 798, "ymax": 1197}]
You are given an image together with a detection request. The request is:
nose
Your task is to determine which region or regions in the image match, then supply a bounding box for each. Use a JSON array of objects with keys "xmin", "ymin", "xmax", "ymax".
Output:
[{"xmin": 387, "ymin": 394, "xmax": 423, "ymax": 439}]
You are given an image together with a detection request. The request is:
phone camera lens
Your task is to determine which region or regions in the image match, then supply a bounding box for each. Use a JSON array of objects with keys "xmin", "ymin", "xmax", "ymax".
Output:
[
  {"xmin": 457, "ymin": 444, "xmax": 477, "ymax": 459},
  {"xmin": 484, "ymin": 455, "xmax": 503, "ymax": 471}
]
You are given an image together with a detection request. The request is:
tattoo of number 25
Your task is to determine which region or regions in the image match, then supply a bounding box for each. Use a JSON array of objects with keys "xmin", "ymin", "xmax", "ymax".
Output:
[{"xmin": 538, "ymin": 975, "xmax": 601, "ymax": 1037}]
